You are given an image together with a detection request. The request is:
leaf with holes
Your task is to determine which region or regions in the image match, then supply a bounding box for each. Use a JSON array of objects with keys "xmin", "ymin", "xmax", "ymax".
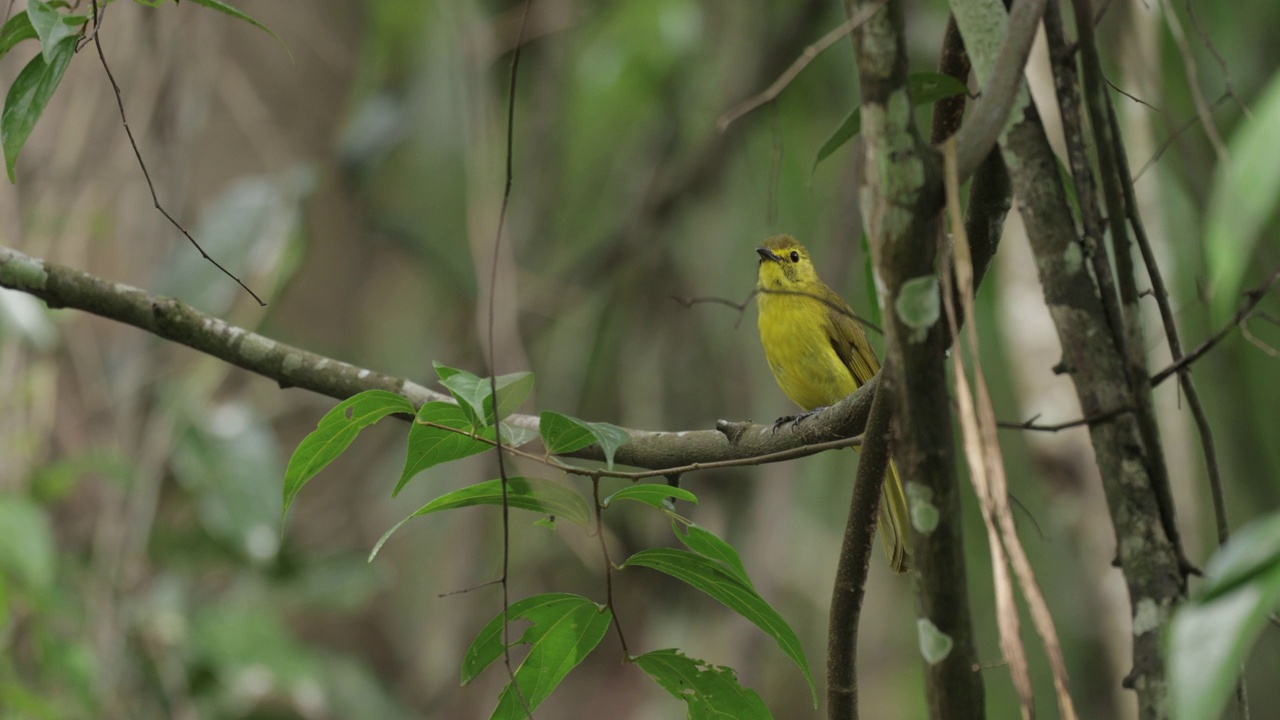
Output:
[
  {"xmin": 281, "ymin": 390, "xmax": 414, "ymax": 524},
  {"xmin": 369, "ymin": 477, "xmax": 591, "ymax": 560},
  {"xmin": 462, "ymin": 593, "xmax": 612, "ymax": 718},
  {"xmin": 635, "ymin": 648, "xmax": 773, "ymax": 720}
]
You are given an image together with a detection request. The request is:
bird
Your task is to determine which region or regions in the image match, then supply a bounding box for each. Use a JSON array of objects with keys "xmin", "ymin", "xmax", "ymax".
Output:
[{"xmin": 754, "ymin": 234, "xmax": 910, "ymax": 573}]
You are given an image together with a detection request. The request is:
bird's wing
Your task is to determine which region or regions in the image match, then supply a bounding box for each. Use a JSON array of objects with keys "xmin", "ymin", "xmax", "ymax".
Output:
[{"xmin": 824, "ymin": 287, "xmax": 881, "ymax": 387}]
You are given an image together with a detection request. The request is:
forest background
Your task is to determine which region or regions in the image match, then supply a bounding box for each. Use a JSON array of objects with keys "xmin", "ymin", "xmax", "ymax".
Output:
[{"xmin": 1, "ymin": 0, "xmax": 1278, "ymax": 718}]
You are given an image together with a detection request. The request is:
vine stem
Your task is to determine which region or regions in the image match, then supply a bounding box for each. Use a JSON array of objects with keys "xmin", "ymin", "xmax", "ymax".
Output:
[{"xmin": 487, "ymin": 0, "xmax": 535, "ymax": 716}]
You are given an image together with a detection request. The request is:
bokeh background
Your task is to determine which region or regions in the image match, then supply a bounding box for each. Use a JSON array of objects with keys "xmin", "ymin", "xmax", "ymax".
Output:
[{"xmin": 1, "ymin": 0, "xmax": 1278, "ymax": 718}]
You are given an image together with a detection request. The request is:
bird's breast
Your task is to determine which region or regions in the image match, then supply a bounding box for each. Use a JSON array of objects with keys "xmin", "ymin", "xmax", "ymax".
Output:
[{"xmin": 757, "ymin": 293, "xmax": 857, "ymax": 411}]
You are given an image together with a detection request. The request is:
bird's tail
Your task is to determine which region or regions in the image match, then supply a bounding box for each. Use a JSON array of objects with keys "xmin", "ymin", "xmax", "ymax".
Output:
[{"xmin": 878, "ymin": 461, "xmax": 912, "ymax": 573}]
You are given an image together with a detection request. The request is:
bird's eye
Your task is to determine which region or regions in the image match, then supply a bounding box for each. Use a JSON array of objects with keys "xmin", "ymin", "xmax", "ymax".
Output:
[{"xmin": 789, "ymin": 251, "xmax": 800, "ymax": 262}]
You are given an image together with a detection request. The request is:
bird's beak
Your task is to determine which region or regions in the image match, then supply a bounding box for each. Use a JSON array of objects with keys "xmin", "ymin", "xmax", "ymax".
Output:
[{"xmin": 756, "ymin": 247, "xmax": 781, "ymax": 263}]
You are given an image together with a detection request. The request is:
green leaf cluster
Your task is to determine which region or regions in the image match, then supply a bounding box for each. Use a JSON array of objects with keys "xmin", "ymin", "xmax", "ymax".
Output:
[{"xmin": 281, "ymin": 365, "xmax": 811, "ymax": 718}]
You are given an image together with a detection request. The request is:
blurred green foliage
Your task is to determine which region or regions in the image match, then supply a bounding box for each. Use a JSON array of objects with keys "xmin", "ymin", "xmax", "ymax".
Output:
[{"xmin": 1, "ymin": 0, "xmax": 1278, "ymax": 717}]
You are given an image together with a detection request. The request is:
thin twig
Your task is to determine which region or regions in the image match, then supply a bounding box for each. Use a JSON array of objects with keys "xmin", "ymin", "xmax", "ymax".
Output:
[
  {"xmin": 88, "ymin": 0, "xmax": 265, "ymax": 306},
  {"xmin": 1150, "ymin": 265, "xmax": 1280, "ymax": 386},
  {"xmin": 488, "ymin": 0, "xmax": 535, "ymax": 715},
  {"xmin": 1158, "ymin": 0, "xmax": 1228, "ymax": 164},
  {"xmin": 1241, "ymin": 320, "xmax": 1280, "ymax": 359},
  {"xmin": 1182, "ymin": 0, "xmax": 1251, "ymax": 119},
  {"xmin": 1105, "ymin": 76, "xmax": 1159, "ymax": 111},
  {"xmin": 592, "ymin": 479, "xmax": 630, "ymax": 658},
  {"xmin": 1107, "ymin": 95, "xmax": 1231, "ymax": 553},
  {"xmin": 438, "ymin": 577, "xmax": 504, "ymax": 598},
  {"xmin": 941, "ymin": 170, "xmax": 1034, "ymax": 720},
  {"xmin": 995, "ymin": 406, "xmax": 1132, "ymax": 432},
  {"xmin": 715, "ymin": 0, "xmax": 887, "ymax": 132},
  {"xmin": 755, "ymin": 287, "xmax": 884, "ymax": 335},
  {"xmin": 1133, "ymin": 92, "xmax": 1230, "ymax": 181},
  {"xmin": 945, "ymin": 138, "xmax": 1078, "ymax": 720},
  {"xmin": 670, "ymin": 290, "xmax": 755, "ymax": 329}
]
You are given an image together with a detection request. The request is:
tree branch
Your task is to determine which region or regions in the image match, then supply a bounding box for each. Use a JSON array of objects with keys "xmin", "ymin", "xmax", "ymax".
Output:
[
  {"xmin": 1149, "ymin": 265, "xmax": 1280, "ymax": 386},
  {"xmin": 841, "ymin": 0, "xmax": 990, "ymax": 717},
  {"xmin": 951, "ymin": 0, "xmax": 1048, "ymax": 181},
  {"xmin": 826, "ymin": 370, "xmax": 893, "ymax": 720},
  {"xmin": 948, "ymin": 0, "xmax": 1186, "ymax": 709},
  {"xmin": 1070, "ymin": 0, "xmax": 1193, "ymax": 579},
  {"xmin": 920, "ymin": 19, "xmax": 994, "ymax": 720},
  {"xmin": 0, "ymin": 243, "xmax": 883, "ymax": 472}
]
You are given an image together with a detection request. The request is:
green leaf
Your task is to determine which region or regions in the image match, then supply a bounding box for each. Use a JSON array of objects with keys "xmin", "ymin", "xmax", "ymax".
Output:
[
  {"xmin": 538, "ymin": 411, "xmax": 630, "ymax": 468},
  {"xmin": 1199, "ymin": 511, "xmax": 1280, "ymax": 602},
  {"xmin": 603, "ymin": 484, "xmax": 698, "ymax": 510},
  {"xmin": 498, "ymin": 421, "xmax": 539, "ymax": 448},
  {"xmin": 435, "ymin": 363, "xmax": 534, "ymax": 427},
  {"xmin": 1169, "ymin": 512, "xmax": 1280, "ymax": 720},
  {"xmin": 1, "ymin": 34, "xmax": 76, "ymax": 182},
  {"xmin": 0, "ymin": 496, "xmax": 55, "ymax": 591},
  {"xmin": 623, "ymin": 548, "xmax": 815, "ymax": 705},
  {"xmin": 634, "ymin": 649, "xmax": 773, "ymax": 720},
  {"xmin": 813, "ymin": 107, "xmax": 861, "ymax": 173},
  {"xmin": 908, "ymin": 71, "xmax": 969, "ymax": 106},
  {"xmin": 25, "ymin": 0, "xmax": 83, "ymax": 64},
  {"xmin": 282, "ymin": 390, "xmax": 414, "ymax": 523},
  {"xmin": 675, "ymin": 524, "xmax": 753, "ymax": 589},
  {"xmin": 1205, "ymin": 71, "xmax": 1280, "ymax": 324},
  {"xmin": 461, "ymin": 593, "xmax": 612, "ymax": 718},
  {"xmin": 0, "ymin": 12, "xmax": 37, "ymax": 63},
  {"xmin": 395, "ymin": 401, "xmax": 488, "ymax": 496},
  {"xmin": 369, "ymin": 477, "xmax": 591, "ymax": 560},
  {"xmin": 538, "ymin": 411, "xmax": 596, "ymax": 454},
  {"xmin": 186, "ymin": 0, "xmax": 289, "ymax": 53},
  {"xmin": 813, "ymin": 72, "xmax": 968, "ymax": 172}
]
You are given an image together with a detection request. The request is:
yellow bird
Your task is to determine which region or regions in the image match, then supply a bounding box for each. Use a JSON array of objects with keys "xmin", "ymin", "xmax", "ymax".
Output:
[{"xmin": 754, "ymin": 234, "xmax": 910, "ymax": 573}]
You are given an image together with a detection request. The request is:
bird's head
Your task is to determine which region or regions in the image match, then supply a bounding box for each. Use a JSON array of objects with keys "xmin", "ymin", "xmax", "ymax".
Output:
[{"xmin": 755, "ymin": 234, "xmax": 820, "ymax": 290}]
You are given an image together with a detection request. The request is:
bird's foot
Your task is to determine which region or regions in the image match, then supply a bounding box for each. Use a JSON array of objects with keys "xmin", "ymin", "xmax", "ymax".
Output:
[{"xmin": 770, "ymin": 406, "xmax": 827, "ymax": 432}]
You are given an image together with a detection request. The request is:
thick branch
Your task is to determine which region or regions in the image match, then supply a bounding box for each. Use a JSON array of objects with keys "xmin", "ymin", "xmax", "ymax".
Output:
[
  {"xmin": 1068, "ymin": 0, "xmax": 1192, "ymax": 577},
  {"xmin": 918, "ymin": 19, "xmax": 997, "ymax": 720},
  {"xmin": 951, "ymin": 0, "xmax": 1048, "ymax": 181},
  {"xmin": 826, "ymin": 377, "xmax": 892, "ymax": 720},
  {"xmin": 843, "ymin": 0, "xmax": 985, "ymax": 718},
  {"xmin": 0, "ymin": 243, "xmax": 880, "ymax": 472}
]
